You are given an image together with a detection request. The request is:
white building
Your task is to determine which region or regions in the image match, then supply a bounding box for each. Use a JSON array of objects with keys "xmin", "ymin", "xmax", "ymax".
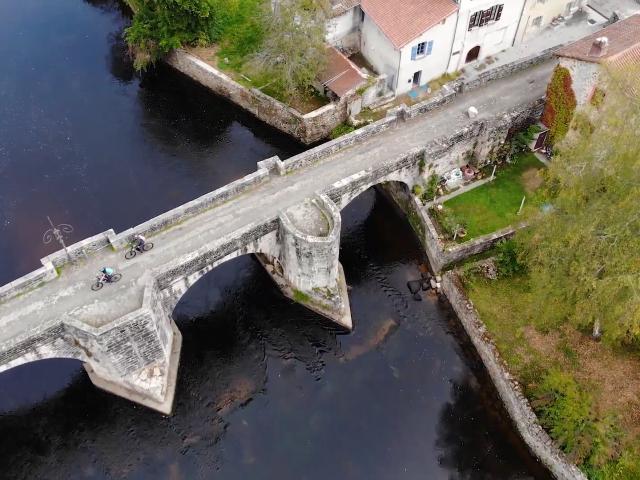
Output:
[
  {"xmin": 447, "ymin": 0, "xmax": 526, "ymax": 71},
  {"xmin": 515, "ymin": 0, "xmax": 588, "ymax": 44},
  {"xmin": 358, "ymin": 0, "xmax": 460, "ymax": 95}
]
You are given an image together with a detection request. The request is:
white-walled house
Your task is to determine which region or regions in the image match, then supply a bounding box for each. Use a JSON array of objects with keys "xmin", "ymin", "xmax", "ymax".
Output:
[
  {"xmin": 359, "ymin": 0, "xmax": 459, "ymax": 95},
  {"xmin": 515, "ymin": 0, "xmax": 588, "ymax": 43},
  {"xmin": 327, "ymin": 0, "xmax": 363, "ymax": 53},
  {"xmin": 447, "ymin": 0, "xmax": 526, "ymax": 72}
]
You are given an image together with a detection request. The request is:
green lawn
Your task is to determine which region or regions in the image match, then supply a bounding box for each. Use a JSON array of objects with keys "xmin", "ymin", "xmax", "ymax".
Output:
[{"xmin": 443, "ymin": 153, "xmax": 545, "ymax": 240}]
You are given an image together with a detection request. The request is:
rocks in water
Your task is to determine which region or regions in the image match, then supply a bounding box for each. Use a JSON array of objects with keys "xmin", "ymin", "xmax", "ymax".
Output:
[
  {"xmin": 413, "ymin": 292, "xmax": 423, "ymax": 301},
  {"xmin": 407, "ymin": 280, "xmax": 422, "ymax": 294},
  {"xmin": 421, "ymin": 279, "xmax": 430, "ymax": 291},
  {"xmin": 468, "ymin": 106, "xmax": 479, "ymax": 118},
  {"xmin": 430, "ymin": 278, "xmax": 438, "ymax": 290}
]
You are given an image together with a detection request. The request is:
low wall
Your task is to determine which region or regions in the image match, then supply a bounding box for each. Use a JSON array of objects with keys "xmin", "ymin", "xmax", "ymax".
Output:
[
  {"xmin": 42, "ymin": 229, "xmax": 117, "ymax": 268},
  {"xmin": 0, "ymin": 261, "xmax": 57, "ymax": 304},
  {"xmin": 281, "ymin": 115, "xmax": 397, "ymax": 172},
  {"xmin": 166, "ymin": 50, "xmax": 348, "ymax": 144},
  {"xmin": 463, "ymin": 46, "xmax": 559, "ymax": 92},
  {"xmin": 112, "ymin": 167, "xmax": 270, "ymax": 249},
  {"xmin": 442, "ymin": 272, "xmax": 587, "ymax": 480}
]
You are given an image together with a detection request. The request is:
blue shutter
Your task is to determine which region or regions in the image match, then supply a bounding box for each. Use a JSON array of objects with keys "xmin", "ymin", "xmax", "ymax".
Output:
[
  {"xmin": 411, "ymin": 46, "xmax": 417, "ymax": 60},
  {"xmin": 426, "ymin": 41, "xmax": 433, "ymax": 55}
]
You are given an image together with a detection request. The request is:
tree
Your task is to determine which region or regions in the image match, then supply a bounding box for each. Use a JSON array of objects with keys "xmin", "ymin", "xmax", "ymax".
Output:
[
  {"xmin": 247, "ymin": 0, "xmax": 329, "ymax": 100},
  {"xmin": 125, "ymin": 0, "xmax": 263, "ymax": 70},
  {"xmin": 520, "ymin": 69, "xmax": 640, "ymax": 344}
]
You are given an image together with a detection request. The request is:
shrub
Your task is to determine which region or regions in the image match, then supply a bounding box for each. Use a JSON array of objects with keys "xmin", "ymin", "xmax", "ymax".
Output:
[
  {"xmin": 495, "ymin": 239, "xmax": 526, "ymax": 277},
  {"xmin": 541, "ymin": 65, "xmax": 577, "ymax": 145},
  {"xmin": 532, "ymin": 370, "xmax": 621, "ymax": 468},
  {"xmin": 424, "ymin": 174, "xmax": 439, "ymax": 200},
  {"xmin": 330, "ymin": 123, "xmax": 355, "ymax": 139},
  {"xmin": 412, "ymin": 184, "xmax": 424, "ymax": 196},
  {"xmin": 590, "ymin": 88, "xmax": 606, "ymax": 108}
]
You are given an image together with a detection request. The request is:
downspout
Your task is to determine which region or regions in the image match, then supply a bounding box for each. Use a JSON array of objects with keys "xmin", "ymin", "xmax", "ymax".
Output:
[
  {"xmin": 396, "ymin": 47, "xmax": 402, "ymax": 93},
  {"xmin": 446, "ymin": 8, "xmax": 461, "ymax": 72},
  {"xmin": 513, "ymin": 0, "xmax": 529, "ymax": 46}
]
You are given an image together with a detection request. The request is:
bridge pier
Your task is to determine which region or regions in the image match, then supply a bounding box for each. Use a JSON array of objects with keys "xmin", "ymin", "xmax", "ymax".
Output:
[
  {"xmin": 259, "ymin": 194, "xmax": 352, "ymax": 330},
  {"xmin": 78, "ymin": 283, "xmax": 183, "ymax": 415}
]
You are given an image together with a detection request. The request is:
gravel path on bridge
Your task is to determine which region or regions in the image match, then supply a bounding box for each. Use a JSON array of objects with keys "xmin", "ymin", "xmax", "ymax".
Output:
[{"xmin": 0, "ymin": 61, "xmax": 554, "ymax": 344}]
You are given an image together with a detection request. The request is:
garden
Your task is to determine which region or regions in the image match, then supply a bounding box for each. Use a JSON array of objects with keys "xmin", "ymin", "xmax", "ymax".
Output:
[{"xmin": 429, "ymin": 152, "xmax": 545, "ymax": 242}]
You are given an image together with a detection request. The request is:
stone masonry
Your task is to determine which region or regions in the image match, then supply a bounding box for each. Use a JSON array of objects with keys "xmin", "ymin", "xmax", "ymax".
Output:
[{"xmin": 0, "ymin": 59, "xmax": 554, "ymax": 415}]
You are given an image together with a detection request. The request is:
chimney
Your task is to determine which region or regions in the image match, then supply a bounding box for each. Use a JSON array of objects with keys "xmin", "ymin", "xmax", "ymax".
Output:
[{"xmin": 589, "ymin": 36, "xmax": 609, "ymax": 57}]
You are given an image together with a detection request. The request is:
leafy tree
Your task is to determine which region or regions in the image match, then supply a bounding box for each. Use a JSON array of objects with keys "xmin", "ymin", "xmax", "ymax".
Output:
[
  {"xmin": 247, "ymin": 0, "xmax": 329, "ymax": 100},
  {"xmin": 520, "ymin": 71, "xmax": 640, "ymax": 344},
  {"xmin": 125, "ymin": 0, "xmax": 264, "ymax": 70}
]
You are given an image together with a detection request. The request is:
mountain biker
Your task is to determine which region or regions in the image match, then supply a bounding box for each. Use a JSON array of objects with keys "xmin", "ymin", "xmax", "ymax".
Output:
[
  {"xmin": 100, "ymin": 267, "xmax": 115, "ymax": 282},
  {"xmin": 133, "ymin": 234, "xmax": 146, "ymax": 252}
]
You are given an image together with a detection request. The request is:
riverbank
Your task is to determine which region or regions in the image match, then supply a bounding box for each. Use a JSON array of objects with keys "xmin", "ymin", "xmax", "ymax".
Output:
[{"xmin": 459, "ymin": 267, "xmax": 640, "ymax": 479}]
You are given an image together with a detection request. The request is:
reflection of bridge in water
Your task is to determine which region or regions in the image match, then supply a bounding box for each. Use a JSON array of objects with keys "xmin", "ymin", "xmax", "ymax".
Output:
[{"xmin": 0, "ymin": 60, "xmax": 552, "ymax": 413}]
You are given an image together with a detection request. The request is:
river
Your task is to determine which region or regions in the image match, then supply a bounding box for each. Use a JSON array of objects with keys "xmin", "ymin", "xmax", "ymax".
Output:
[{"xmin": 0, "ymin": 0, "xmax": 551, "ymax": 478}]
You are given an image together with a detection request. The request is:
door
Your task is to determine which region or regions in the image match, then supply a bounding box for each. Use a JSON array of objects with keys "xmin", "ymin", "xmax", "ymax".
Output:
[
  {"xmin": 533, "ymin": 130, "xmax": 549, "ymax": 151},
  {"xmin": 466, "ymin": 45, "xmax": 481, "ymax": 63},
  {"xmin": 412, "ymin": 70, "xmax": 422, "ymax": 87}
]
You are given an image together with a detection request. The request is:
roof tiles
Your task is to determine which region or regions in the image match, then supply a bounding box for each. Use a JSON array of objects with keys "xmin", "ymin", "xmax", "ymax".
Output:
[{"xmin": 361, "ymin": 0, "xmax": 458, "ymax": 49}]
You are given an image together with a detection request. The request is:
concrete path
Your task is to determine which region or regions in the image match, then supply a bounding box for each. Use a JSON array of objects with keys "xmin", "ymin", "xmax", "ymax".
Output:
[{"xmin": 0, "ymin": 60, "xmax": 556, "ymax": 348}]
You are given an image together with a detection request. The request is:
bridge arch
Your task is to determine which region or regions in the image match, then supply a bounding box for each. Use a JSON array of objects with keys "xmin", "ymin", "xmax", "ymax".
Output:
[{"xmin": 330, "ymin": 175, "xmax": 414, "ymax": 211}]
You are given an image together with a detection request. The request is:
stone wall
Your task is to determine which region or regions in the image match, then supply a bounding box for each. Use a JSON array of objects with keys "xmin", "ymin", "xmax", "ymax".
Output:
[
  {"xmin": 166, "ymin": 50, "xmax": 349, "ymax": 145},
  {"xmin": 442, "ymin": 272, "xmax": 587, "ymax": 480},
  {"xmin": 463, "ymin": 46, "xmax": 559, "ymax": 92},
  {"xmin": 0, "ymin": 261, "xmax": 56, "ymax": 303}
]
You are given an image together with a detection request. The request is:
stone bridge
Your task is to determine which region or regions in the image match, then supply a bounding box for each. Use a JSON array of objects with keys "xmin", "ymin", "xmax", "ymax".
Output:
[{"xmin": 0, "ymin": 60, "xmax": 553, "ymax": 414}]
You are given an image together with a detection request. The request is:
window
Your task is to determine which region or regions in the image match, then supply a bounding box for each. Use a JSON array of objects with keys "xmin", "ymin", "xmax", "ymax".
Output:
[
  {"xmin": 532, "ymin": 16, "xmax": 543, "ymax": 27},
  {"xmin": 411, "ymin": 40, "xmax": 434, "ymax": 60},
  {"xmin": 468, "ymin": 4, "xmax": 504, "ymax": 30}
]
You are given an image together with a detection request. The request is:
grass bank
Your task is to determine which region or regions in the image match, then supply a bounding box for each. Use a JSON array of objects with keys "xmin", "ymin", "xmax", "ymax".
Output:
[{"xmin": 461, "ymin": 267, "xmax": 640, "ymax": 479}]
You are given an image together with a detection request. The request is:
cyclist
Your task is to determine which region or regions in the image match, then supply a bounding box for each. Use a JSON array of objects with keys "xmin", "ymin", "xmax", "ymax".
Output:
[
  {"xmin": 133, "ymin": 234, "xmax": 147, "ymax": 252},
  {"xmin": 100, "ymin": 267, "xmax": 115, "ymax": 282}
]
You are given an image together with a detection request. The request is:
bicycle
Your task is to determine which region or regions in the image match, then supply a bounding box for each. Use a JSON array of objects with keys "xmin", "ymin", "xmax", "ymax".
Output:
[
  {"xmin": 91, "ymin": 272, "xmax": 122, "ymax": 291},
  {"xmin": 124, "ymin": 241, "xmax": 154, "ymax": 260}
]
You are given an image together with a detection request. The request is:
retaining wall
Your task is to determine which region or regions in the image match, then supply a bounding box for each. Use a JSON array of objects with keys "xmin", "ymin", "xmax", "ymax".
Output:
[
  {"xmin": 166, "ymin": 50, "xmax": 349, "ymax": 144},
  {"xmin": 442, "ymin": 272, "xmax": 587, "ymax": 480}
]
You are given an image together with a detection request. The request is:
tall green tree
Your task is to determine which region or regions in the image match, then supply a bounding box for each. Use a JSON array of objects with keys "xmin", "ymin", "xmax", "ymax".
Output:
[
  {"xmin": 125, "ymin": 0, "xmax": 264, "ymax": 70},
  {"xmin": 248, "ymin": 0, "xmax": 329, "ymax": 100},
  {"xmin": 521, "ymin": 70, "xmax": 640, "ymax": 344}
]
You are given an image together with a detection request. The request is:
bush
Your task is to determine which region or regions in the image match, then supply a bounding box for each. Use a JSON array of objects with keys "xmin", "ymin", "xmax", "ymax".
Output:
[
  {"xmin": 412, "ymin": 184, "xmax": 424, "ymax": 196},
  {"xmin": 330, "ymin": 123, "xmax": 355, "ymax": 139},
  {"xmin": 424, "ymin": 174, "xmax": 439, "ymax": 200},
  {"xmin": 532, "ymin": 370, "xmax": 621, "ymax": 468},
  {"xmin": 125, "ymin": 0, "xmax": 265, "ymax": 70},
  {"xmin": 495, "ymin": 239, "xmax": 526, "ymax": 277}
]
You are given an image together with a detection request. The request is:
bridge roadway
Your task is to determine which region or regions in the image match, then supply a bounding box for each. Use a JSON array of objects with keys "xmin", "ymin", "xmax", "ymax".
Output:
[{"xmin": 0, "ymin": 60, "xmax": 554, "ymax": 351}]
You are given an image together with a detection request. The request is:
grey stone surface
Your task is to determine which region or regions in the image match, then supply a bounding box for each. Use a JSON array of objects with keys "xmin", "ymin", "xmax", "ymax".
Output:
[
  {"xmin": 442, "ymin": 272, "xmax": 587, "ymax": 480},
  {"xmin": 0, "ymin": 59, "xmax": 555, "ymax": 412}
]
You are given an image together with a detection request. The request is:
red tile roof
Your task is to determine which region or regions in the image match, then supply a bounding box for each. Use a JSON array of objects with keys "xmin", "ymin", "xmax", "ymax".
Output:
[
  {"xmin": 555, "ymin": 14, "xmax": 640, "ymax": 69},
  {"xmin": 318, "ymin": 47, "xmax": 367, "ymax": 98},
  {"xmin": 361, "ymin": 0, "xmax": 458, "ymax": 49}
]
